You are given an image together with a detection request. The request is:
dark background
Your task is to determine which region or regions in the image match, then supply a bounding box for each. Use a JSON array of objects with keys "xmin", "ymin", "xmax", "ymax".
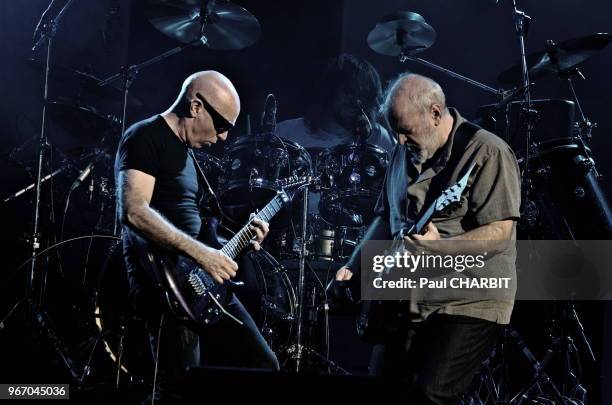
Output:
[{"xmin": 1, "ymin": 0, "xmax": 611, "ymax": 402}]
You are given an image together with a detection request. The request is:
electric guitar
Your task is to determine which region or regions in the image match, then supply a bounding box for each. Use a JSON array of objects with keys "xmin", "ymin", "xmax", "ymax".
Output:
[
  {"xmin": 126, "ymin": 175, "xmax": 312, "ymax": 330},
  {"xmin": 356, "ymin": 162, "xmax": 477, "ymax": 341}
]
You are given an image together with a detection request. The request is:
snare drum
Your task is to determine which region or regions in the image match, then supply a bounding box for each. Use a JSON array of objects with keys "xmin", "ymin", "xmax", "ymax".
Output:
[{"xmin": 308, "ymin": 215, "xmax": 363, "ymax": 263}]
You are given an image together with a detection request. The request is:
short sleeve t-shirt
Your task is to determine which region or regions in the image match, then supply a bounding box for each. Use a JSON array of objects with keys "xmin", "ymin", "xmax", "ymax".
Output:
[
  {"xmin": 374, "ymin": 108, "xmax": 522, "ymax": 324},
  {"xmin": 115, "ymin": 115, "xmax": 203, "ymax": 238}
]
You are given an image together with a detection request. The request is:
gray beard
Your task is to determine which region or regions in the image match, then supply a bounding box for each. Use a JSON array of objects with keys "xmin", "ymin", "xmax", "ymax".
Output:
[{"xmin": 407, "ymin": 146, "xmax": 427, "ymax": 166}]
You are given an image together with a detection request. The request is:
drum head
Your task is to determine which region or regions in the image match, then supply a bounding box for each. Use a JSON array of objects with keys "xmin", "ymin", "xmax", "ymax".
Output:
[
  {"xmin": 218, "ymin": 136, "xmax": 312, "ymax": 229},
  {"xmin": 27, "ymin": 235, "xmax": 152, "ymax": 386},
  {"xmin": 234, "ymin": 251, "xmax": 296, "ymax": 356},
  {"xmin": 319, "ymin": 190, "xmax": 377, "ymax": 228},
  {"xmin": 318, "ymin": 143, "xmax": 388, "ymax": 227}
]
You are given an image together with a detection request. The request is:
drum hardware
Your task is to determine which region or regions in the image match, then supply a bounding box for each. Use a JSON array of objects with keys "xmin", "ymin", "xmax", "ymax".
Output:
[
  {"xmin": 317, "ymin": 143, "xmax": 388, "ymax": 228},
  {"xmin": 497, "ymin": 33, "xmax": 612, "ymax": 85},
  {"xmin": 3, "ymin": 166, "xmax": 69, "ymax": 203},
  {"xmin": 367, "ymin": 11, "xmax": 507, "ymax": 98},
  {"xmin": 0, "ymin": 0, "xmax": 81, "ymax": 384},
  {"xmin": 290, "ymin": 176, "xmax": 309, "ymax": 373},
  {"xmin": 468, "ymin": 302, "xmax": 595, "ymax": 405}
]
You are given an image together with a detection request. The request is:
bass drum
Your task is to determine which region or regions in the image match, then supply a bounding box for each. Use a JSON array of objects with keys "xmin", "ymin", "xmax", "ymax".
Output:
[
  {"xmin": 318, "ymin": 143, "xmax": 388, "ymax": 228},
  {"xmin": 23, "ymin": 234, "xmax": 152, "ymax": 386},
  {"xmin": 96, "ymin": 248, "xmax": 298, "ymax": 377},
  {"xmin": 218, "ymin": 136, "xmax": 312, "ymax": 229},
  {"xmin": 234, "ymin": 251, "xmax": 297, "ymax": 356}
]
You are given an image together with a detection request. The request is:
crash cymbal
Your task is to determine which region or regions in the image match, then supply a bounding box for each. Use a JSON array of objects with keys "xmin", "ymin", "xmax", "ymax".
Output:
[
  {"xmin": 146, "ymin": 0, "xmax": 261, "ymax": 50},
  {"xmin": 367, "ymin": 11, "xmax": 436, "ymax": 57},
  {"xmin": 498, "ymin": 33, "xmax": 611, "ymax": 84}
]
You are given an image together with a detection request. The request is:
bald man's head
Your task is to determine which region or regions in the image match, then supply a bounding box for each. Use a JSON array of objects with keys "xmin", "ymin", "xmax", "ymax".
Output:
[
  {"xmin": 382, "ymin": 73, "xmax": 453, "ymax": 164},
  {"xmin": 166, "ymin": 71, "xmax": 240, "ymax": 148},
  {"xmin": 174, "ymin": 71, "xmax": 240, "ymax": 122},
  {"xmin": 383, "ymin": 73, "xmax": 446, "ymax": 118}
]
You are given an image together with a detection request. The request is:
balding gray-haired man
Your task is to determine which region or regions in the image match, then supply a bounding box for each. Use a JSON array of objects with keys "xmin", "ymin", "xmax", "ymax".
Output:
[{"xmin": 336, "ymin": 73, "xmax": 521, "ymax": 404}]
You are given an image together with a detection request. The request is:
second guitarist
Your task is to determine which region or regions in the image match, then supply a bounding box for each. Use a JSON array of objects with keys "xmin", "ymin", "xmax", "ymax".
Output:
[{"xmin": 334, "ymin": 73, "xmax": 521, "ymax": 404}]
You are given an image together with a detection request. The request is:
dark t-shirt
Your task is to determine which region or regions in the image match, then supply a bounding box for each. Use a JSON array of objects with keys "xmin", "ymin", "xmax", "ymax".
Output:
[{"xmin": 115, "ymin": 115, "xmax": 203, "ymax": 238}]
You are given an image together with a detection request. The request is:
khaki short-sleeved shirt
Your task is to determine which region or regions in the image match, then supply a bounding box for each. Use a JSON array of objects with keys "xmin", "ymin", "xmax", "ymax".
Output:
[{"xmin": 377, "ymin": 108, "xmax": 521, "ymax": 324}]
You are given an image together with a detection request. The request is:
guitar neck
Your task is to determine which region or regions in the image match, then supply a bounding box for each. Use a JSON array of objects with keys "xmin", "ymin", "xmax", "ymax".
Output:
[
  {"xmin": 404, "ymin": 200, "xmax": 437, "ymax": 236},
  {"xmin": 220, "ymin": 192, "xmax": 287, "ymax": 259}
]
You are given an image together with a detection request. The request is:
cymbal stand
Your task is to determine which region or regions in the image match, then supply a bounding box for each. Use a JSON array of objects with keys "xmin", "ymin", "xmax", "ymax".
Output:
[
  {"xmin": 288, "ymin": 184, "xmax": 309, "ymax": 372},
  {"xmin": 510, "ymin": 0, "xmax": 539, "ymax": 203},
  {"xmin": 398, "ymin": 53, "xmax": 506, "ymax": 98},
  {"xmin": 27, "ymin": 0, "xmax": 75, "ymax": 303},
  {"xmin": 545, "ymin": 43, "xmax": 612, "ymax": 237},
  {"xmin": 555, "ymin": 62, "xmax": 599, "ymax": 177}
]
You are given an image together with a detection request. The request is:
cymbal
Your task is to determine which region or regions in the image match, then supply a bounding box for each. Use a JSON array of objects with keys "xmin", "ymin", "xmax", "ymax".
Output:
[
  {"xmin": 367, "ymin": 11, "xmax": 436, "ymax": 57},
  {"xmin": 498, "ymin": 33, "xmax": 611, "ymax": 84},
  {"xmin": 46, "ymin": 100, "xmax": 120, "ymax": 152},
  {"xmin": 146, "ymin": 0, "xmax": 261, "ymax": 50}
]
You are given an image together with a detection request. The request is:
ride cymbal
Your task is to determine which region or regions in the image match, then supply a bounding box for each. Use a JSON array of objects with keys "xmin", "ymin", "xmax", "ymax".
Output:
[{"xmin": 146, "ymin": 0, "xmax": 261, "ymax": 50}]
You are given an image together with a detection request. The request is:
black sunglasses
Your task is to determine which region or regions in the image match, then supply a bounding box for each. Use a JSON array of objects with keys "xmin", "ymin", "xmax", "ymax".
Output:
[{"xmin": 195, "ymin": 92, "xmax": 234, "ymax": 134}]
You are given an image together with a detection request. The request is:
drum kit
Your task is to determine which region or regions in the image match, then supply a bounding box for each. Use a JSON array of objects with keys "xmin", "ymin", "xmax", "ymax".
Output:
[{"xmin": 3, "ymin": 0, "xmax": 611, "ymax": 400}]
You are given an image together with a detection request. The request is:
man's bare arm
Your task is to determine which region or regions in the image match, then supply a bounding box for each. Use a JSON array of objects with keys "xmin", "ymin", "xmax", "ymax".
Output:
[{"xmin": 118, "ymin": 169, "xmax": 237, "ymax": 283}]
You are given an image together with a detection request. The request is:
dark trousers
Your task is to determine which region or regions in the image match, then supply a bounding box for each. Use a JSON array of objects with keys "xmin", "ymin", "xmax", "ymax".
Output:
[
  {"xmin": 369, "ymin": 313, "xmax": 503, "ymax": 405},
  {"xmin": 128, "ymin": 269, "xmax": 279, "ymax": 402}
]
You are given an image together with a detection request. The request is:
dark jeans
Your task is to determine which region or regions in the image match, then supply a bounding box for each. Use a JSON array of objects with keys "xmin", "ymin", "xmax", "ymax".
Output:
[
  {"xmin": 369, "ymin": 313, "xmax": 503, "ymax": 405},
  {"xmin": 128, "ymin": 268, "xmax": 279, "ymax": 402}
]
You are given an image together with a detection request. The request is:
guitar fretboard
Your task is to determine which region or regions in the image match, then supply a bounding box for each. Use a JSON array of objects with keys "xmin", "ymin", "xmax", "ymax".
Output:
[{"xmin": 221, "ymin": 192, "xmax": 288, "ymax": 259}]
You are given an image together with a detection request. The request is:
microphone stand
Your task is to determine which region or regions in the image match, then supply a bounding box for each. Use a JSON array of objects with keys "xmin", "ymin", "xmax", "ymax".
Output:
[
  {"xmin": 0, "ymin": 0, "xmax": 82, "ymax": 384},
  {"xmin": 28, "ymin": 0, "xmax": 75, "ymax": 303}
]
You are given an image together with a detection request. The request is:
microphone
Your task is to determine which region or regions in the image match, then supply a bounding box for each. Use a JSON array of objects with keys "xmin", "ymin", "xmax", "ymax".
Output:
[
  {"xmin": 70, "ymin": 161, "xmax": 95, "ymax": 192},
  {"xmin": 261, "ymin": 94, "xmax": 277, "ymax": 133}
]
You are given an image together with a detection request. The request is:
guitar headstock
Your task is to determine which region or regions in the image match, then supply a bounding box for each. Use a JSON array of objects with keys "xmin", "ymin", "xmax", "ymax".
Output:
[
  {"xmin": 434, "ymin": 185, "xmax": 464, "ymax": 213},
  {"xmin": 433, "ymin": 162, "xmax": 477, "ymax": 214},
  {"xmin": 255, "ymin": 175, "xmax": 320, "ymax": 201}
]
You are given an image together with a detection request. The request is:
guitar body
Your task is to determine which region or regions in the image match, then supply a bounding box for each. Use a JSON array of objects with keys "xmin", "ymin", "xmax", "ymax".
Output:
[
  {"xmin": 357, "ymin": 300, "xmax": 413, "ymax": 342},
  {"xmin": 126, "ymin": 218, "xmax": 231, "ymax": 330}
]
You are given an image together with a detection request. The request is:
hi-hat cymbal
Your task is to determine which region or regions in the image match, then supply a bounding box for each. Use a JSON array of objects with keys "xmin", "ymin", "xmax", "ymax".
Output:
[
  {"xmin": 498, "ymin": 33, "xmax": 611, "ymax": 84},
  {"xmin": 146, "ymin": 0, "xmax": 261, "ymax": 50},
  {"xmin": 367, "ymin": 11, "xmax": 436, "ymax": 57}
]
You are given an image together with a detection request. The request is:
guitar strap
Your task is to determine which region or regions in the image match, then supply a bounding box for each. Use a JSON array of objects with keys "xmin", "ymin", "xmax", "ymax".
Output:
[
  {"xmin": 420, "ymin": 120, "xmax": 482, "ymax": 212},
  {"xmin": 188, "ymin": 148, "xmax": 224, "ymax": 220}
]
